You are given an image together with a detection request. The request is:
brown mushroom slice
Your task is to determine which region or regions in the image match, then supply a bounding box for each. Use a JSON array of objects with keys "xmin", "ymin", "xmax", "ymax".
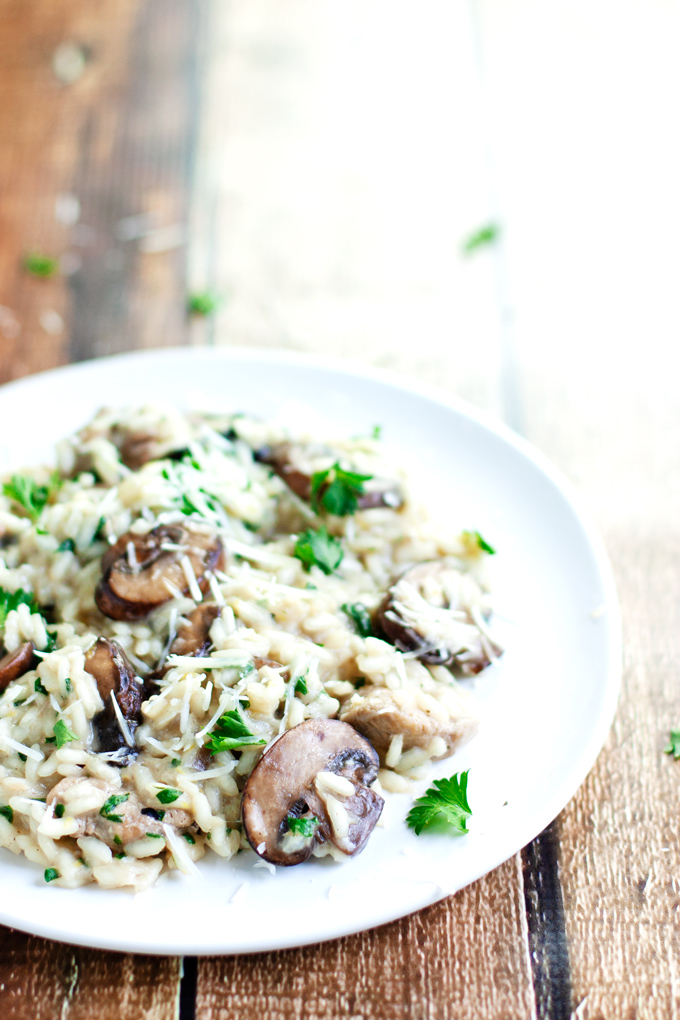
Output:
[
  {"xmin": 47, "ymin": 775, "xmax": 194, "ymax": 847},
  {"xmin": 376, "ymin": 561, "xmax": 502, "ymax": 675},
  {"xmin": 84, "ymin": 638, "xmax": 143, "ymax": 753},
  {"xmin": 241, "ymin": 718, "xmax": 383, "ymax": 866},
  {"xmin": 95, "ymin": 524, "xmax": 225, "ymax": 621},
  {"xmin": 340, "ymin": 684, "xmax": 480, "ymax": 760},
  {"xmin": 151, "ymin": 602, "xmax": 221, "ymax": 681},
  {"xmin": 256, "ymin": 442, "xmax": 403, "ymax": 512},
  {"xmin": 0, "ymin": 642, "xmax": 36, "ymax": 690}
]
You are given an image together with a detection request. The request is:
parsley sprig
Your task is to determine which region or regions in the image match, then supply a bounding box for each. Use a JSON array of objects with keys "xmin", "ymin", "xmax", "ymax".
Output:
[
  {"xmin": 0, "ymin": 588, "xmax": 38, "ymax": 628},
  {"xmin": 665, "ymin": 730, "xmax": 680, "ymax": 759},
  {"xmin": 294, "ymin": 526, "xmax": 343, "ymax": 575},
  {"xmin": 3, "ymin": 471, "xmax": 61, "ymax": 522},
  {"xmin": 205, "ymin": 708, "xmax": 266, "ymax": 755},
  {"xmin": 341, "ymin": 602, "xmax": 373, "ymax": 638},
  {"xmin": 310, "ymin": 462, "xmax": 372, "ymax": 516},
  {"xmin": 287, "ymin": 815, "xmax": 318, "ymax": 838},
  {"xmin": 406, "ymin": 771, "xmax": 472, "ymax": 836}
]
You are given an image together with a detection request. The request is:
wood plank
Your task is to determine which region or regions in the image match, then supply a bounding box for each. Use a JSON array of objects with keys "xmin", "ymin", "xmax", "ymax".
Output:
[
  {"xmin": 197, "ymin": 855, "xmax": 535, "ymax": 1020},
  {"xmin": 474, "ymin": 2, "xmax": 680, "ymax": 1015},
  {"xmin": 189, "ymin": 3, "xmax": 537, "ymax": 1017},
  {"xmin": 0, "ymin": 927, "xmax": 179, "ymax": 1020},
  {"xmin": 0, "ymin": 2, "xmax": 206, "ymax": 1016}
]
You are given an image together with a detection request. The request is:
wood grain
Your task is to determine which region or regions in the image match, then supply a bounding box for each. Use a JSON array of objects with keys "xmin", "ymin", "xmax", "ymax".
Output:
[{"xmin": 197, "ymin": 856, "xmax": 535, "ymax": 1020}]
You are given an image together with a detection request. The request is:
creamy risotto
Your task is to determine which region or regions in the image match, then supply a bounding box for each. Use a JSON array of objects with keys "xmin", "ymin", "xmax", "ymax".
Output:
[{"xmin": 0, "ymin": 405, "xmax": 501, "ymax": 890}]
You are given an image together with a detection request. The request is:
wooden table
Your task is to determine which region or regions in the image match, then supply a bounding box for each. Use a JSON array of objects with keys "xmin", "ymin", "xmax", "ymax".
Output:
[{"xmin": 1, "ymin": 1, "xmax": 678, "ymax": 1017}]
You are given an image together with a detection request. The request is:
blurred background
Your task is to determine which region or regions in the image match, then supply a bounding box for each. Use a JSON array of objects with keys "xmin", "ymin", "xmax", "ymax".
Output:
[{"xmin": 1, "ymin": 3, "xmax": 679, "ymax": 1015}]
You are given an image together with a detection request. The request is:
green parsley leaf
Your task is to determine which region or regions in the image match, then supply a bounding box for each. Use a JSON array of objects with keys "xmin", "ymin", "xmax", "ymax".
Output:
[
  {"xmin": 171, "ymin": 758, "xmax": 181, "ymax": 767},
  {"xmin": 18, "ymin": 753, "xmax": 27, "ymax": 762},
  {"xmin": 44, "ymin": 867, "xmax": 59, "ymax": 883},
  {"xmin": 405, "ymin": 771, "xmax": 472, "ymax": 836},
  {"xmin": 462, "ymin": 529, "xmax": 496, "ymax": 556},
  {"xmin": 0, "ymin": 587, "xmax": 38, "ymax": 627},
  {"xmin": 64, "ymin": 678, "xmax": 72, "ymax": 693},
  {"xmin": 113, "ymin": 834, "xmax": 123, "ymax": 846},
  {"xmin": 295, "ymin": 676, "xmax": 308, "ymax": 695},
  {"xmin": 341, "ymin": 602, "xmax": 373, "ymax": 638},
  {"xmin": 156, "ymin": 787, "xmax": 183, "ymax": 805},
  {"xmin": 205, "ymin": 708, "xmax": 266, "ymax": 755},
  {"xmin": 24, "ymin": 253, "xmax": 59, "ymax": 278},
  {"xmin": 99, "ymin": 793, "xmax": 130, "ymax": 823},
  {"xmin": 3, "ymin": 472, "xmax": 60, "ymax": 522},
  {"xmin": 57, "ymin": 538, "xmax": 75, "ymax": 553},
  {"xmin": 183, "ymin": 833, "xmax": 196, "ymax": 844},
  {"xmin": 187, "ymin": 291, "xmax": 221, "ymax": 316},
  {"xmin": 665, "ymin": 730, "xmax": 680, "ymax": 759},
  {"xmin": 53, "ymin": 719, "xmax": 78, "ymax": 749},
  {"xmin": 54, "ymin": 803, "xmax": 65, "ymax": 819},
  {"xmin": 0, "ymin": 805, "xmax": 14, "ymax": 824},
  {"xmin": 286, "ymin": 815, "xmax": 318, "ymax": 838},
  {"xmin": 114, "ymin": 852, "xmax": 126, "ymax": 859},
  {"xmin": 293, "ymin": 526, "xmax": 343, "ymax": 575},
  {"xmin": 34, "ymin": 678, "xmax": 48, "ymax": 695},
  {"xmin": 462, "ymin": 223, "xmax": 500, "ymax": 255},
  {"xmin": 310, "ymin": 462, "xmax": 372, "ymax": 516},
  {"xmin": 145, "ymin": 832, "xmax": 163, "ymax": 839}
]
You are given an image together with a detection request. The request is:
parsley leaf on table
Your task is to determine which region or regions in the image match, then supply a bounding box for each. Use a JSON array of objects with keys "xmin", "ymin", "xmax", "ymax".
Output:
[
  {"xmin": 665, "ymin": 730, "xmax": 680, "ymax": 759},
  {"xmin": 462, "ymin": 223, "xmax": 500, "ymax": 255},
  {"xmin": 310, "ymin": 462, "xmax": 372, "ymax": 516},
  {"xmin": 294, "ymin": 526, "xmax": 343, "ymax": 575},
  {"xmin": 406, "ymin": 771, "xmax": 472, "ymax": 836},
  {"xmin": 205, "ymin": 708, "xmax": 266, "ymax": 755}
]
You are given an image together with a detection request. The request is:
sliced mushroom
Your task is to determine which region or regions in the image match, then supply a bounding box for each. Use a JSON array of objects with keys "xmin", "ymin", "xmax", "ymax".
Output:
[
  {"xmin": 0, "ymin": 642, "xmax": 36, "ymax": 690},
  {"xmin": 46, "ymin": 775, "xmax": 194, "ymax": 847},
  {"xmin": 376, "ymin": 561, "xmax": 502, "ymax": 675},
  {"xmin": 84, "ymin": 638, "xmax": 143, "ymax": 754},
  {"xmin": 242, "ymin": 718, "xmax": 383, "ymax": 866},
  {"xmin": 256, "ymin": 442, "xmax": 403, "ymax": 511},
  {"xmin": 95, "ymin": 523, "xmax": 225, "ymax": 621},
  {"xmin": 169, "ymin": 603, "xmax": 220, "ymax": 658},
  {"xmin": 340, "ymin": 683, "xmax": 479, "ymax": 760}
]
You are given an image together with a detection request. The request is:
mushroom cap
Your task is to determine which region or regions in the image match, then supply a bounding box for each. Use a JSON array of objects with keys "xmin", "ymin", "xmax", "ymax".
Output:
[
  {"xmin": 242, "ymin": 718, "xmax": 383, "ymax": 866},
  {"xmin": 0, "ymin": 642, "xmax": 36, "ymax": 690},
  {"xmin": 84, "ymin": 637, "xmax": 143, "ymax": 753},
  {"xmin": 95, "ymin": 524, "xmax": 224, "ymax": 621},
  {"xmin": 376, "ymin": 561, "xmax": 499, "ymax": 673}
]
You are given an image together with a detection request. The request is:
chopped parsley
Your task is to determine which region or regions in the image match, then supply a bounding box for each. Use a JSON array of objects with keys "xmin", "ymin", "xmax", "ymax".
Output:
[
  {"xmin": 99, "ymin": 793, "xmax": 130, "ymax": 823},
  {"xmin": 145, "ymin": 832, "xmax": 163, "ymax": 839},
  {"xmin": 114, "ymin": 852, "xmax": 126, "ymax": 859},
  {"xmin": 0, "ymin": 587, "xmax": 38, "ymax": 627},
  {"xmin": 341, "ymin": 602, "xmax": 373, "ymax": 638},
  {"xmin": 53, "ymin": 719, "xmax": 78, "ymax": 749},
  {"xmin": 205, "ymin": 708, "xmax": 266, "ymax": 755},
  {"xmin": 64, "ymin": 678, "xmax": 72, "ymax": 693},
  {"xmin": 156, "ymin": 787, "xmax": 182, "ymax": 805},
  {"xmin": 3, "ymin": 472, "xmax": 60, "ymax": 522},
  {"xmin": 57, "ymin": 538, "xmax": 75, "ymax": 553},
  {"xmin": 462, "ymin": 530, "xmax": 496, "ymax": 556},
  {"xmin": 293, "ymin": 526, "xmax": 343, "ymax": 575},
  {"xmin": 405, "ymin": 771, "xmax": 472, "ymax": 836},
  {"xmin": 24, "ymin": 253, "xmax": 59, "ymax": 277},
  {"xmin": 54, "ymin": 803, "xmax": 65, "ymax": 819},
  {"xmin": 34, "ymin": 678, "xmax": 48, "ymax": 695},
  {"xmin": 187, "ymin": 291, "xmax": 221, "ymax": 316},
  {"xmin": 113, "ymin": 834, "xmax": 123, "ymax": 846},
  {"xmin": 310, "ymin": 462, "xmax": 372, "ymax": 516},
  {"xmin": 183, "ymin": 833, "xmax": 196, "ymax": 844},
  {"xmin": 286, "ymin": 815, "xmax": 318, "ymax": 838},
  {"xmin": 295, "ymin": 676, "xmax": 308, "ymax": 696},
  {"xmin": 665, "ymin": 730, "xmax": 680, "ymax": 759},
  {"xmin": 171, "ymin": 758, "xmax": 181, "ymax": 767},
  {"xmin": 44, "ymin": 867, "xmax": 59, "ymax": 883},
  {"xmin": 462, "ymin": 223, "xmax": 500, "ymax": 255},
  {"xmin": 0, "ymin": 805, "xmax": 13, "ymax": 824}
]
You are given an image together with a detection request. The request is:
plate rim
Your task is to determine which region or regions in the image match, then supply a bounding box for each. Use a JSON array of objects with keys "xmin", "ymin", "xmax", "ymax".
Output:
[{"xmin": 0, "ymin": 346, "xmax": 622, "ymax": 955}]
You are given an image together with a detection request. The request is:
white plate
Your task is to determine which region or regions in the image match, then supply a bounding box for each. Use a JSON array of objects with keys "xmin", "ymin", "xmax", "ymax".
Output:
[{"xmin": 0, "ymin": 347, "xmax": 620, "ymax": 955}]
